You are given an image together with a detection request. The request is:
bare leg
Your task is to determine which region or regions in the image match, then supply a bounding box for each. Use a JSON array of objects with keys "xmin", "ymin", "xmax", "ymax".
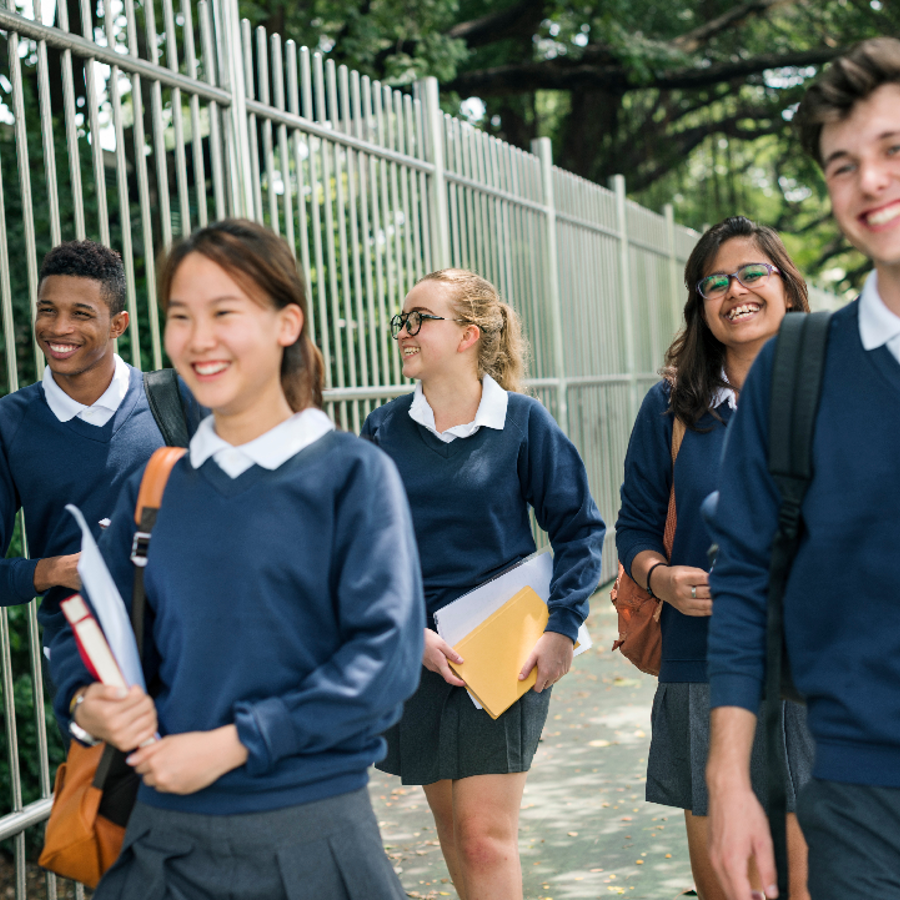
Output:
[
  {"xmin": 685, "ymin": 810, "xmax": 728, "ymax": 900},
  {"xmin": 787, "ymin": 813, "xmax": 810, "ymax": 900},
  {"xmin": 423, "ymin": 780, "xmax": 468, "ymax": 900},
  {"xmin": 452, "ymin": 772, "xmax": 528, "ymax": 900}
]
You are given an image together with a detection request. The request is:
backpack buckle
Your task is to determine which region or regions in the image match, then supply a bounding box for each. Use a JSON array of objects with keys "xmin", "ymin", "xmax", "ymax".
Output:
[{"xmin": 130, "ymin": 531, "xmax": 151, "ymax": 567}]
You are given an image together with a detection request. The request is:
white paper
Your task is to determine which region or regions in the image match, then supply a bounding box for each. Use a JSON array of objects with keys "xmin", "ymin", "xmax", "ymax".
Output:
[
  {"xmin": 434, "ymin": 547, "xmax": 592, "ymax": 708},
  {"xmin": 67, "ymin": 504, "xmax": 146, "ymax": 691}
]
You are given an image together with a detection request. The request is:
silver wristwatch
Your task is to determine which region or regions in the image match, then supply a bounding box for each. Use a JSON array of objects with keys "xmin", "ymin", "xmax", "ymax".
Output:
[{"xmin": 69, "ymin": 692, "xmax": 101, "ymax": 747}]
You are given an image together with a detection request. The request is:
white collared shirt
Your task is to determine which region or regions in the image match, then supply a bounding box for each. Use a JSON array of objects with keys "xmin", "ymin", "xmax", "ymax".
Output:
[
  {"xmin": 857, "ymin": 270, "xmax": 900, "ymax": 364},
  {"xmin": 41, "ymin": 354, "xmax": 130, "ymax": 427},
  {"xmin": 189, "ymin": 408, "xmax": 335, "ymax": 478},
  {"xmin": 408, "ymin": 373, "xmax": 509, "ymax": 443},
  {"xmin": 710, "ymin": 369, "xmax": 738, "ymax": 411}
]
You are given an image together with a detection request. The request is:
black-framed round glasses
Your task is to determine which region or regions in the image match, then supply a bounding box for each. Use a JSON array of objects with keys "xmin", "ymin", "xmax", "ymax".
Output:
[
  {"xmin": 390, "ymin": 310, "xmax": 463, "ymax": 339},
  {"xmin": 697, "ymin": 263, "xmax": 780, "ymax": 300}
]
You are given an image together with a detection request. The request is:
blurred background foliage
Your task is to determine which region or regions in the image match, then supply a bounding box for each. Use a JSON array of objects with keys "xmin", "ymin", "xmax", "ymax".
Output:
[{"xmin": 238, "ymin": 0, "xmax": 900, "ymax": 297}]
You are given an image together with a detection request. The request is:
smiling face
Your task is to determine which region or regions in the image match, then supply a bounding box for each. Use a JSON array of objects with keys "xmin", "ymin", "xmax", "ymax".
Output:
[
  {"xmin": 397, "ymin": 280, "xmax": 474, "ymax": 383},
  {"xmin": 701, "ymin": 236, "xmax": 790, "ymax": 358},
  {"xmin": 35, "ymin": 274, "xmax": 127, "ymax": 383},
  {"xmin": 164, "ymin": 253, "xmax": 302, "ymax": 434},
  {"xmin": 821, "ymin": 83, "xmax": 900, "ymax": 274}
]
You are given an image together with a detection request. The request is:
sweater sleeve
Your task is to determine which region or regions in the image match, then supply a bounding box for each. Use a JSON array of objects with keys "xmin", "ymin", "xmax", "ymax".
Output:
[
  {"xmin": 707, "ymin": 342, "xmax": 781, "ymax": 713},
  {"xmin": 233, "ymin": 449, "xmax": 425, "ymax": 776},
  {"xmin": 0, "ymin": 410, "xmax": 41, "ymax": 606},
  {"xmin": 517, "ymin": 400, "xmax": 606, "ymax": 643},
  {"xmin": 614, "ymin": 381, "xmax": 675, "ymax": 578},
  {"xmin": 49, "ymin": 467, "xmax": 154, "ymax": 725}
]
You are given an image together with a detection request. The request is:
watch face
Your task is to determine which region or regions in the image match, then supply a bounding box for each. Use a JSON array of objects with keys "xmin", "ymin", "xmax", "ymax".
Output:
[{"xmin": 68, "ymin": 718, "xmax": 100, "ymax": 747}]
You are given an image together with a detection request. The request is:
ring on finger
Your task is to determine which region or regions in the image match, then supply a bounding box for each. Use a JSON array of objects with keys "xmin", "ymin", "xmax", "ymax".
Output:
[{"xmin": 691, "ymin": 586, "xmax": 697, "ymax": 599}]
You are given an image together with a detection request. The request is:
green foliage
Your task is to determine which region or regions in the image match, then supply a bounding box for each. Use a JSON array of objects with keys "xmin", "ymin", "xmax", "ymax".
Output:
[{"xmin": 238, "ymin": 0, "xmax": 900, "ymax": 293}]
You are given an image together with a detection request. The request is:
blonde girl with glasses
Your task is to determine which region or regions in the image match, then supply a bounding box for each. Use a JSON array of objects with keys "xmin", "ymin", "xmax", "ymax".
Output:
[
  {"xmin": 361, "ymin": 269, "xmax": 605, "ymax": 900},
  {"xmin": 614, "ymin": 216, "xmax": 814, "ymax": 900}
]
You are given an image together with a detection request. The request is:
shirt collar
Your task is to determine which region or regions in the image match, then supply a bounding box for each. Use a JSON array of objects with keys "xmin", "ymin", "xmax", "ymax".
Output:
[
  {"xmin": 189, "ymin": 408, "xmax": 335, "ymax": 478},
  {"xmin": 710, "ymin": 369, "xmax": 738, "ymax": 411},
  {"xmin": 858, "ymin": 270, "xmax": 900, "ymax": 352},
  {"xmin": 408, "ymin": 373, "xmax": 509, "ymax": 441},
  {"xmin": 41, "ymin": 354, "xmax": 130, "ymax": 423}
]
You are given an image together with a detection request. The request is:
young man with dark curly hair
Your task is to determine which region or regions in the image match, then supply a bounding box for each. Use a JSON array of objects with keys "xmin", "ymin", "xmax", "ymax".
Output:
[{"xmin": 0, "ymin": 240, "xmax": 199, "ymax": 704}]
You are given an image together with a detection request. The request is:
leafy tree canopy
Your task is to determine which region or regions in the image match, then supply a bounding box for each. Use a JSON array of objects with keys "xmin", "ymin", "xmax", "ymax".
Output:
[{"xmin": 240, "ymin": 0, "xmax": 899, "ymax": 294}]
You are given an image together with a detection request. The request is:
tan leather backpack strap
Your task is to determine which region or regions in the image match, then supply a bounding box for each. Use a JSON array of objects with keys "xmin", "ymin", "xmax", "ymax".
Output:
[
  {"xmin": 130, "ymin": 446, "xmax": 185, "ymax": 656},
  {"xmin": 662, "ymin": 416, "xmax": 686, "ymax": 558},
  {"xmin": 133, "ymin": 447, "xmax": 186, "ymax": 526}
]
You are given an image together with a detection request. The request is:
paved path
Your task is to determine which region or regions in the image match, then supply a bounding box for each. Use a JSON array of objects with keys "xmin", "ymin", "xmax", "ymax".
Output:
[{"xmin": 368, "ymin": 591, "xmax": 697, "ymax": 900}]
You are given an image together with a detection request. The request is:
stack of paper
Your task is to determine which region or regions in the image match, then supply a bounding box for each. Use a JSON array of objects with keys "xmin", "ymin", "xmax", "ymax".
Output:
[
  {"xmin": 435, "ymin": 548, "xmax": 592, "ymax": 717},
  {"xmin": 448, "ymin": 586, "xmax": 548, "ymax": 719}
]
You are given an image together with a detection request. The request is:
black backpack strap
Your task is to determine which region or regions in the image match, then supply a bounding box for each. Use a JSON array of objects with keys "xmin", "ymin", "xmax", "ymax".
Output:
[
  {"xmin": 143, "ymin": 369, "xmax": 190, "ymax": 448},
  {"xmin": 765, "ymin": 310, "xmax": 831, "ymax": 898}
]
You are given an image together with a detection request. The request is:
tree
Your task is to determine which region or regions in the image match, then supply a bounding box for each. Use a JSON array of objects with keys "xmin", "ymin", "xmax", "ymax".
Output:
[{"xmin": 240, "ymin": 0, "xmax": 899, "ymax": 294}]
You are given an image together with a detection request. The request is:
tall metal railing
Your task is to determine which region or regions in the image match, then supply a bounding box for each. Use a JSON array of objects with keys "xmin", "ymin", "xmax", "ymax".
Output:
[{"xmin": 0, "ymin": 1, "xmax": 840, "ymax": 896}]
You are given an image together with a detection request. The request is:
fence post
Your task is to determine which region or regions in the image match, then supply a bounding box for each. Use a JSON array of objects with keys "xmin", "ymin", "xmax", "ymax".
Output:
[
  {"xmin": 531, "ymin": 137, "xmax": 568, "ymax": 436},
  {"xmin": 664, "ymin": 203, "xmax": 682, "ymax": 336},
  {"xmin": 611, "ymin": 174, "xmax": 639, "ymax": 415},
  {"xmin": 213, "ymin": 0, "xmax": 255, "ymax": 218},
  {"xmin": 417, "ymin": 76, "xmax": 451, "ymax": 270}
]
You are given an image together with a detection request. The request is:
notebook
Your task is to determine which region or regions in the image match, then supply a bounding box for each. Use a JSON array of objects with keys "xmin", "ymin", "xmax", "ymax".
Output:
[{"xmin": 447, "ymin": 585, "xmax": 549, "ymax": 719}]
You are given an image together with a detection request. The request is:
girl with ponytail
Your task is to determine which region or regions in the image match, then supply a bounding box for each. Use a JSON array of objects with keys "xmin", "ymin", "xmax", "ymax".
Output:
[
  {"xmin": 362, "ymin": 268, "xmax": 605, "ymax": 900},
  {"xmin": 53, "ymin": 219, "xmax": 423, "ymax": 899}
]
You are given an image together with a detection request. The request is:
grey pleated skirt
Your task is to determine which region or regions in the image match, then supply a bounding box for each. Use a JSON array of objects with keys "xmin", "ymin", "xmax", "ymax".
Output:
[
  {"xmin": 93, "ymin": 788, "xmax": 406, "ymax": 900},
  {"xmin": 377, "ymin": 667, "xmax": 552, "ymax": 785},
  {"xmin": 646, "ymin": 682, "xmax": 814, "ymax": 817}
]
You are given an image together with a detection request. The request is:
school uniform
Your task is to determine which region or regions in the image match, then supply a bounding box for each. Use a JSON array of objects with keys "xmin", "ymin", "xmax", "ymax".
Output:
[
  {"xmin": 52, "ymin": 411, "xmax": 425, "ymax": 899},
  {"xmin": 361, "ymin": 376, "xmax": 605, "ymax": 784},
  {"xmin": 709, "ymin": 276, "xmax": 900, "ymax": 895},
  {"xmin": 0, "ymin": 357, "xmax": 201, "ymax": 666},
  {"xmin": 616, "ymin": 378, "xmax": 812, "ymax": 815}
]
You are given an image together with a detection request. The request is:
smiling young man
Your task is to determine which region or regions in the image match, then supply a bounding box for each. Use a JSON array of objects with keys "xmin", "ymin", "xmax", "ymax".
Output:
[
  {"xmin": 0, "ymin": 240, "xmax": 199, "ymax": 691},
  {"xmin": 704, "ymin": 38, "xmax": 900, "ymax": 900}
]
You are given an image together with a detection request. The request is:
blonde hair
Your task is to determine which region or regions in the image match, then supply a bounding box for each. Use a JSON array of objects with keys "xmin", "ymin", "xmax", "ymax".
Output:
[{"xmin": 417, "ymin": 269, "xmax": 528, "ymax": 393}]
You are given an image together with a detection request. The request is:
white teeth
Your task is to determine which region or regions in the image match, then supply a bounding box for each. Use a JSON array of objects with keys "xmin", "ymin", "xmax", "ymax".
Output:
[
  {"xmin": 403, "ymin": 348, "xmax": 419, "ymax": 356},
  {"xmin": 194, "ymin": 361, "xmax": 229, "ymax": 376},
  {"xmin": 727, "ymin": 303, "xmax": 761, "ymax": 321},
  {"xmin": 49, "ymin": 343, "xmax": 77, "ymax": 352},
  {"xmin": 866, "ymin": 204, "xmax": 900, "ymax": 226}
]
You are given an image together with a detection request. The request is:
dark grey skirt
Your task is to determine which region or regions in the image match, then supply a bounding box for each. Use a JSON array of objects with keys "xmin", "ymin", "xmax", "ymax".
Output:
[
  {"xmin": 377, "ymin": 667, "xmax": 552, "ymax": 785},
  {"xmin": 646, "ymin": 682, "xmax": 814, "ymax": 816},
  {"xmin": 93, "ymin": 788, "xmax": 406, "ymax": 900}
]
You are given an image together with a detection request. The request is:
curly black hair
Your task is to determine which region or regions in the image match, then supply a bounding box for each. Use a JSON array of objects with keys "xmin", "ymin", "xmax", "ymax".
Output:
[{"xmin": 39, "ymin": 240, "xmax": 126, "ymax": 316}]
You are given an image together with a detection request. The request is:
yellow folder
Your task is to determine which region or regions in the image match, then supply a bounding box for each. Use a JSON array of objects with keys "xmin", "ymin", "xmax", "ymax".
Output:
[{"xmin": 448, "ymin": 586, "xmax": 549, "ymax": 720}]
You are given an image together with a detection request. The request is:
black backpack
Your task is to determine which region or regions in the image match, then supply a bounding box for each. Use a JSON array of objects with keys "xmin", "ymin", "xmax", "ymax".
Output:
[
  {"xmin": 765, "ymin": 310, "xmax": 832, "ymax": 898},
  {"xmin": 143, "ymin": 368, "xmax": 191, "ymax": 448}
]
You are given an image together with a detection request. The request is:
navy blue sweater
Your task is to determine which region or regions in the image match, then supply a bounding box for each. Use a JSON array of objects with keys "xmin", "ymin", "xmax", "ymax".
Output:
[
  {"xmin": 616, "ymin": 380, "xmax": 733, "ymax": 682},
  {"xmin": 708, "ymin": 300, "xmax": 900, "ymax": 787},
  {"xmin": 360, "ymin": 391, "xmax": 605, "ymax": 643},
  {"xmin": 0, "ymin": 367, "xmax": 200, "ymax": 656},
  {"xmin": 52, "ymin": 430, "xmax": 425, "ymax": 814}
]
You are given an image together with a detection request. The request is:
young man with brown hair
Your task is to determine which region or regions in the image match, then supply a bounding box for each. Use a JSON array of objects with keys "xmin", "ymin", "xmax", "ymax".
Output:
[{"xmin": 704, "ymin": 37, "xmax": 900, "ymax": 900}]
